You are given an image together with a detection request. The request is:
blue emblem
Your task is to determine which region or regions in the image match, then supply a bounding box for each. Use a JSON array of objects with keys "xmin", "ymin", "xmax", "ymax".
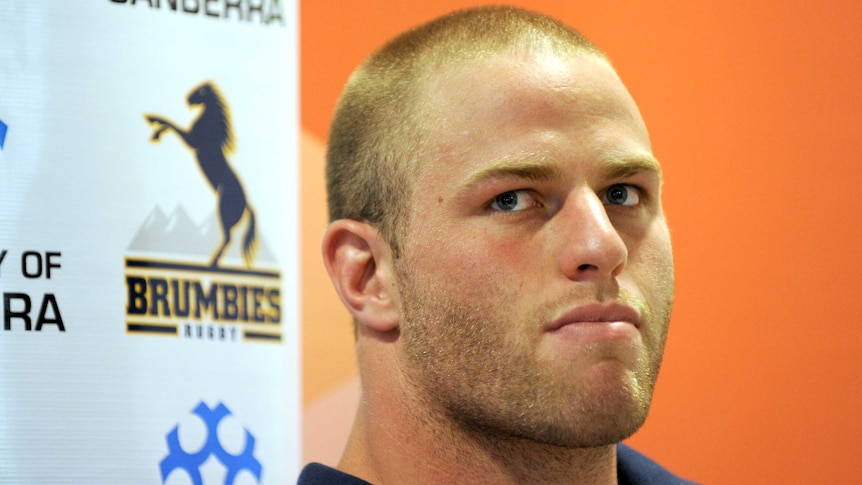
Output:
[
  {"xmin": 0, "ymin": 118, "xmax": 7, "ymax": 149},
  {"xmin": 160, "ymin": 401, "xmax": 262, "ymax": 485}
]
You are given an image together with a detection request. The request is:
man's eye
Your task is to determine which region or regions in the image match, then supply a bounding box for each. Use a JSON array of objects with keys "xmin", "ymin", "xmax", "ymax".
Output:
[
  {"xmin": 490, "ymin": 190, "xmax": 536, "ymax": 212},
  {"xmin": 601, "ymin": 184, "xmax": 641, "ymax": 206}
]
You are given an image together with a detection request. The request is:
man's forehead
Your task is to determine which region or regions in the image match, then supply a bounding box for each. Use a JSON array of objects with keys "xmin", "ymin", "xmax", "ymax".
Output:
[
  {"xmin": 420, "ymin": 50, "xmax": 631, "ymax": 123},
  {"xmin": 406, "ymin": 49, "xmax": 654, "ymax": 186},
  {"xmin": 417, "ymin": 52, "xmax": 643, "ymax": 141}
]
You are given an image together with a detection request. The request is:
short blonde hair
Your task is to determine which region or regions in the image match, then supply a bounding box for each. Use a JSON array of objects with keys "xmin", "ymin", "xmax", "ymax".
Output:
[{"xmin": 326, "ymin": 6, "xmax": 605, "ymax": 255}]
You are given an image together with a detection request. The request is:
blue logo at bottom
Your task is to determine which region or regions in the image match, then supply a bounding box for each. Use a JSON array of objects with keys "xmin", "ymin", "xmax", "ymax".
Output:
[
  {"xmin": 0, "ymin": 119, "xmax": 7, "ymax": 149},
  {"xmin": 160, "ymin": 401, "xmax": 262, "ymax": 485}
]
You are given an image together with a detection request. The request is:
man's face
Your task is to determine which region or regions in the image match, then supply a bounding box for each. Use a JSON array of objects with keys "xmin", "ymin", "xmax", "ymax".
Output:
[{"xmin": 393, "ymin": 50, "xmax": 674, "ymax": 448}]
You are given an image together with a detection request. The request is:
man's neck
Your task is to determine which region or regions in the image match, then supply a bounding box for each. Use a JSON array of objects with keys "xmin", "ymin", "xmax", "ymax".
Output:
[{"xmin": 338, "ymin": 373, "xmax": 619, "ymax": 485}]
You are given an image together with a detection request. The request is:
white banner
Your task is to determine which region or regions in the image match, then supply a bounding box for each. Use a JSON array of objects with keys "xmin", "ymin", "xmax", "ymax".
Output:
[{"xmin": 0, "ymin": 2, "xmax": 299, "ymax": 483}]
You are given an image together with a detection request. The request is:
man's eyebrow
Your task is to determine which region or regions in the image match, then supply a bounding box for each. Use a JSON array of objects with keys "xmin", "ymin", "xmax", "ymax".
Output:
[
  {"xmin": 602, "ymin": 156, "xmax": 663, "ymax": 182},
  {"xmin": 461, "ymin": 156, "xmax": 564, "ymax": 191}
]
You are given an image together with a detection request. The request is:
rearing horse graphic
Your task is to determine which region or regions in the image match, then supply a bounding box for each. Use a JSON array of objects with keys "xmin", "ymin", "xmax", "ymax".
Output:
[{"xmin": 145, "ymin": 82, "xmax": 257, "ymax": 268}]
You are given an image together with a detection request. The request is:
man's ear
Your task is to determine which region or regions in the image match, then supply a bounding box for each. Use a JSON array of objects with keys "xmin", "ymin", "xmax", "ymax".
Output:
[{"xmin": 321, "ymin": 219, "xmax": 400, "ymax": 333}]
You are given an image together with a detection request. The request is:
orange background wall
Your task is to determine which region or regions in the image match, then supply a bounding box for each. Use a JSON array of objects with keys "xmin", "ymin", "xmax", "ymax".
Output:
[{"xmin": 300, "ymin": 2, "xmax": 862, "ymax": 483}]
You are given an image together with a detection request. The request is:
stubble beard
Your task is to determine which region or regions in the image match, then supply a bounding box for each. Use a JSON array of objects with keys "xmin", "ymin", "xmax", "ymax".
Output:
[{"xmin": 395, "ymin": 266, "xmax": 671, "ymax": 451}]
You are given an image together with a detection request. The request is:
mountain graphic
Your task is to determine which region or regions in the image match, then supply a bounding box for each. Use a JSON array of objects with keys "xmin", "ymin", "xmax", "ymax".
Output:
[{"xmin": 128, "ymin": 205, "xmax": 276, "ymax": 264}]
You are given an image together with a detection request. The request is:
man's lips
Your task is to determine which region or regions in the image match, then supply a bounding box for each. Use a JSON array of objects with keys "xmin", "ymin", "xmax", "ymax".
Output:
[{"xmin": 546, "ymin": 303, "xmax": 641, "ymax": 333}]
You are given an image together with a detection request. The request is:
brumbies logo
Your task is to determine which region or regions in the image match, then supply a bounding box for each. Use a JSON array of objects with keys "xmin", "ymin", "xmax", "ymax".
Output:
[
  {"xmin": 125, "ymin": 81, "xmax": 281, "ymax": 343},
  {"xmin": 146, "ymin": 82, "xmax": 257, "ymax": 268}
]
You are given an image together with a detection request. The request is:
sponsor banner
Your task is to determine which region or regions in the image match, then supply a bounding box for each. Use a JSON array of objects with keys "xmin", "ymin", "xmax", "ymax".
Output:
[{"xmin": 0, "ymin": 2, "xmax": 299, "ymax": 483}]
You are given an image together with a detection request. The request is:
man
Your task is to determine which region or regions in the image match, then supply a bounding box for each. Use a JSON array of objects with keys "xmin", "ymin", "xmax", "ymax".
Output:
[{"xmin": 301, "ymin": 6, "xmax": 695, "ymax": 484}]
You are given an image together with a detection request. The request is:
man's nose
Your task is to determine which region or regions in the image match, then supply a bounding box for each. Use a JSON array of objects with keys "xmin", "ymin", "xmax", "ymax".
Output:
[{"xmin": 556, "ymin": 189, "xmax": 628, "ymax": 282}]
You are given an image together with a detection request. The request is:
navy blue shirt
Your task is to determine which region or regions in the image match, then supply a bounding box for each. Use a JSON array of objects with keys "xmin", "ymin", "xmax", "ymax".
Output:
[{"xmin": 298, "ymin": 443, "xmax": 698, "ymax": 484}]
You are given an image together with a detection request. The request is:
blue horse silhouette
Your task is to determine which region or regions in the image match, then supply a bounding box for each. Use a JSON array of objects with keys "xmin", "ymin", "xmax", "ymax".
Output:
[{"xmin": 146, "ymin": 82, "xmax": 257, "ymax": 268}]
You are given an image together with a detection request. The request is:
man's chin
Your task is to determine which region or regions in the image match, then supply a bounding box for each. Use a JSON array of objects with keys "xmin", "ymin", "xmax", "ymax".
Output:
[
  {"xmin": 451, "ymin": 382, "xmax": 652, "ymax": 450},
  {"xmin": 533, "ymin": 373, "xmax": 653, "ymax": 448}
]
